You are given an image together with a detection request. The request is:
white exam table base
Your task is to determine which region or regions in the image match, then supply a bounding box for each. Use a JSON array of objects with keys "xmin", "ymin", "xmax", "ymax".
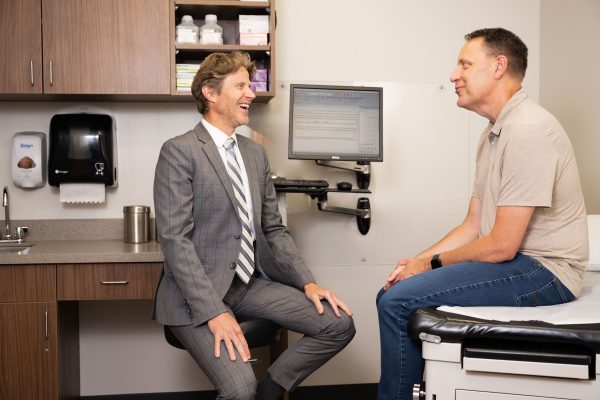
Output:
[{"xmin": 420, "ymin": 341, "xmax": 599, "ymax": 400}]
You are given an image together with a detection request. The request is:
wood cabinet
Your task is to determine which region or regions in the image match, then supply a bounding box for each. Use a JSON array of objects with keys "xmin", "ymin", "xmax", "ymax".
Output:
[
  {"xmin": 0, "ymin": 0, "xmax": 171, "ymax": 95},
  {"xmin": 42, "ymin": 0, "xmax": 170, "ymax": 95},
  {"xmin": 0, "ymin": 265, "xmax": 59, "ymax": 400},
  {"xmin": 1, "ymin": 0, "xmax": 277, "ymax": 100},
  {"xmin": 0, "ymin": 0, "xmax": 43, "ymax": 94},
  {"xmin": 0, "ymin": 262, "xmax": 160, "ymax": 399},
  {"xmin": 172, "ymin": 0, "xmax": 276, "ymax": 102}
]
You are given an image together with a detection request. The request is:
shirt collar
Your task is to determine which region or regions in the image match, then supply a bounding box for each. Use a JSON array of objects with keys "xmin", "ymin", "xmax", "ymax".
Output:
[
  {"xmin": 202, "ymin": 118, "xmax": 238, "ymax": 148},
  {"xmin": 488, "ymin": 88, "xmax": 528, "ymax": 137}
]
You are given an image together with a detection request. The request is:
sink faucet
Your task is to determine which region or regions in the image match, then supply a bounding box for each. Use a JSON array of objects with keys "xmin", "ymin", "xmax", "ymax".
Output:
[
  {"xmin": 2, "ymin": 187, "xmax": 28, "ymax": 242},
  {"xmin": 3, "ymin": 186, "xmax": 11, "ymax": 240}
]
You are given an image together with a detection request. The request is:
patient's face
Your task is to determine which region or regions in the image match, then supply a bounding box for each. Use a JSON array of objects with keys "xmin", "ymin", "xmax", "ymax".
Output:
[{"xmin": 450, "ymin": 37, "xmax": 497, "ymax": 114}]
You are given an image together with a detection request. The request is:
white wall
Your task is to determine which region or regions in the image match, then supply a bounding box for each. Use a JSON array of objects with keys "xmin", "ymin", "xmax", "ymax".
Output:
[
  {"xmin": 540, "ymin": 0, "xmax": 600, "ymax": 213},
  {"xmin": 0, "ymin": 0, "xmax": 542, "ymax": 395}
]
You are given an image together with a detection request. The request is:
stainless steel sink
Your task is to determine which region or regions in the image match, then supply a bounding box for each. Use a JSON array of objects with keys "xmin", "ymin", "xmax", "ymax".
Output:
[{"xmin": 0, "ymin": 241, "xmax": 35, "ymax": 253}]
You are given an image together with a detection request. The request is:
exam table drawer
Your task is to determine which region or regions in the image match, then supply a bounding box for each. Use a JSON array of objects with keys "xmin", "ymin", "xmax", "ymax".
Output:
[{"xmin": 57, "ymin": 263, "xmax": 162, "ymax": 300}]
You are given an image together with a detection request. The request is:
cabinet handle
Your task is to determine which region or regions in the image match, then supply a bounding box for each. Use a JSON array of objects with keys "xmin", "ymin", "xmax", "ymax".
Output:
[
  {"xmin": 49, "ymin": 60, "xmax": 53, "ymax": 87},
  {"xmin": 100, "ymin": 280, "xmax": 129, "ymax": 285},
  {"xmin": 30, "ymin": 60, "xmax": 34, "ymax": 86},
  {"xmin": 44, "ymin": 310, "xmax": 49, "ymax": 352}
]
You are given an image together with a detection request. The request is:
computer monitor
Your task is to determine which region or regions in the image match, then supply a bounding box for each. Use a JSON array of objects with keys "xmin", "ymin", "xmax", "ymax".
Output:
[{"xmin": 288, "ymin": 84, "xmax": 383, "ymax": 162}]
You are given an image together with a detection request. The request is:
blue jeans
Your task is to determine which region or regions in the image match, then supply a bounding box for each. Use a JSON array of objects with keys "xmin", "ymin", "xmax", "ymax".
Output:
[{"xmin": 375, "ymin": 253, "xmax": 575, "ymax": 400}]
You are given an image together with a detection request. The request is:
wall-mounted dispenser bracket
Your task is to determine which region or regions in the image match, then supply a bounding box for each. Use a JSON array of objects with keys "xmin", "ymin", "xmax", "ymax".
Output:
[
  {"xmin": 309, "ymin": 192, "xmax": 371, "ymax": 235},
  {"xmin": 315, "ymin": 160, "xmax": 371, "ymax": 189}
]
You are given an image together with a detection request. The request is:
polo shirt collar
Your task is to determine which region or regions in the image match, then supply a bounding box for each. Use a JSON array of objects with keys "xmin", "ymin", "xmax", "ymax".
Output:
[{"xmin": 488, "ymin": 88, "xmax": 528, "ymax": 137}]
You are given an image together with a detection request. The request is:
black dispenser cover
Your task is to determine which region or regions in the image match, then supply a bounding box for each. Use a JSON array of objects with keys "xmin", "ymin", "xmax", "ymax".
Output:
[{"xmin": 48, "ymin": 113, "xmax": 117, "ymax": 187}]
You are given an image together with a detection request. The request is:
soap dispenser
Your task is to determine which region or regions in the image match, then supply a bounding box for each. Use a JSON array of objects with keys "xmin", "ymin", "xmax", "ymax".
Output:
[{"xmin": 11, "ymin": 131, "xmax": 47, "ymax": 188}]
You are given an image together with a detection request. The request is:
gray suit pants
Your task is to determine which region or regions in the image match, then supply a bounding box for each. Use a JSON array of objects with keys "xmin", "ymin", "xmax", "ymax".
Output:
[{"xmin": 170, "ymin": 277, "xmax": 356, "ymax": 400}]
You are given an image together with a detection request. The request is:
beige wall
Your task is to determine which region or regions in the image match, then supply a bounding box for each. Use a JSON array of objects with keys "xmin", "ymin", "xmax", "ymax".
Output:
[{"xmin": 540, "ymin": 0, "xmax": 600, "ymax": 213}]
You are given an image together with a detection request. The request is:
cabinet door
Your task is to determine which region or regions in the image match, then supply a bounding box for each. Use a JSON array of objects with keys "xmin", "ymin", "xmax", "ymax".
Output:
[
  {"xmin": 0, "ymin": 0, "xmax": 43, "ymax": 94},
  {"xmin": 0, "ymin": 303, "xmax": 58, "ymax": 400},
  {"xmin": 42, "ymin": 0, "xmax": 170, "ymax": 94}
]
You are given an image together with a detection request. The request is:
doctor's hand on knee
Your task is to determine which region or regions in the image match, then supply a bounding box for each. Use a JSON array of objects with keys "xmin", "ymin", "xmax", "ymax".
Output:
[
  {"xmin": 304, "ymin": 283, "xmax": 353, "ymax": 318},
  {"xmin": 207, "ymin": 312, "xmax": 251, "ymax": 362},
  {"xmin": 384, "ymin": 258, "xmax": 429, "ymax": 290}
]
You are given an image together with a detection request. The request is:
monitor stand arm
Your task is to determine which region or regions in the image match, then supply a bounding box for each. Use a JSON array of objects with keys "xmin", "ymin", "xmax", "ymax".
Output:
[
  {"xmin": 312, "ymin": 193, "xmax": 371, "ymax": 235},
  {"xmin": 315, "ymin": 160, "xmax": 371, "ymax": 189}
]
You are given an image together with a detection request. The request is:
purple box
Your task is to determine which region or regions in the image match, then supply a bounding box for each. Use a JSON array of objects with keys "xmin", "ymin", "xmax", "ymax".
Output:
[
  {"xmin": 252, "ymin": 69, "xmax": 268, "ymax": 82},
  {"xmin": 251, "ymin": 81, "xmax": 268, "ymax": 92}
]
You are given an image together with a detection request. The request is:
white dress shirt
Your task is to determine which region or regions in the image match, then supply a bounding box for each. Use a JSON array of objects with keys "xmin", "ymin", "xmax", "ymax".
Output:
[{"xmin": 202, "ymin": 119, "xmax": 256, "ymax": 239}]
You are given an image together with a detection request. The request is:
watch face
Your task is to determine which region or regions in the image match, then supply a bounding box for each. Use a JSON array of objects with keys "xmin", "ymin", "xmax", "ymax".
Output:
[{"xmin": 431, "ymin": 255, "xmax": 442, "ymax": 269}]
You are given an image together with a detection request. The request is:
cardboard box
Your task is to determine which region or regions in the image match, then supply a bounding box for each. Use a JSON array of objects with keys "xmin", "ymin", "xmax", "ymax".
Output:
[
  {"xmin": 239, "ymin": 15, "xmax": 269, "ymax": 33},
  {"xmin": 239, "ymin": 33, "xmax": 268, "ymax": 46}
]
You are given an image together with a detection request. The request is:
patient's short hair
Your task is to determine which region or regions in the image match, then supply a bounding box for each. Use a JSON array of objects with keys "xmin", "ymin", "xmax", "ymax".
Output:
[{"xmin": 465, "ymin": 28, "xmax": 528, "ymax": 81}]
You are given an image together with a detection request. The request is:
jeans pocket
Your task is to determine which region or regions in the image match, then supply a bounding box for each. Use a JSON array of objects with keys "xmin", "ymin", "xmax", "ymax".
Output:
[{"xmin": 515, "ymin": 278, "xmax": 575, "ymax": 307}]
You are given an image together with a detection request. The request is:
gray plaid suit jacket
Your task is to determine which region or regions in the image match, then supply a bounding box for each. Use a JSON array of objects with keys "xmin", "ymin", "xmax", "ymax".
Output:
[{"xmin": 153, "ymin": 122, "xmax": 315, "ymax": 327}]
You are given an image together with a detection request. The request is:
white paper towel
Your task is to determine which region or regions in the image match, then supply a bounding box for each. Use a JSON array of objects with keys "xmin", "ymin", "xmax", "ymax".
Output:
[{"xmin": 60, "ymin": 183, "xmax": 105, "ymax": 204}]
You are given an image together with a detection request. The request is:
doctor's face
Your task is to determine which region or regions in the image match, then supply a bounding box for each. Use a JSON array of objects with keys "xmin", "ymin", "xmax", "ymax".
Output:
[
  {"xmin": 450, "ymin": 37, "xmax": 498, "ymax": 113},
  {"xmin": 206, "ymin": 66, "xmax": 256, "ymax": 134}
]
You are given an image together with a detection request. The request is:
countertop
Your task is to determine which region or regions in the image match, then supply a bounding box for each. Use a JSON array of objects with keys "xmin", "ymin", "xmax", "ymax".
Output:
[{"xmin": 0, "ymin": 240, "xmax": 164, "ymax": 265}]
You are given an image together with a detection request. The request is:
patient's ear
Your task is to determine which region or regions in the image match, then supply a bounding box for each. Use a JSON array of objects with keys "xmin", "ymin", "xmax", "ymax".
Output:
[{"xmin": 494, "ymin": 55, "xmax": 508, "ymax": 79}]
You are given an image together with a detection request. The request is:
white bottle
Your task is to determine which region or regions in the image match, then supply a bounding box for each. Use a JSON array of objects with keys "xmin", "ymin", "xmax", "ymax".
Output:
[
  {"xmin": 199, "ymin": 14, "xmax": 223, "ymax": 45},
  {"xmin": 176, "ymin": 15, "xmax": 199, "ymax": 44}
]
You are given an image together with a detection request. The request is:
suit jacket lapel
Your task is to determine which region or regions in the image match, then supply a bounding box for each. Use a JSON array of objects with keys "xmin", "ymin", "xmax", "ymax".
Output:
[{"xmin": 193, "ymin": 123, "xmax": 238, "ymax": 212}]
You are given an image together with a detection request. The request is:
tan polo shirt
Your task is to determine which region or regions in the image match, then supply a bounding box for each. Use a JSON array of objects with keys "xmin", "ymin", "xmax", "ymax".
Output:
[{"xmin": 472, "ymin": 89, "xmax": 588, "ymax": 296}]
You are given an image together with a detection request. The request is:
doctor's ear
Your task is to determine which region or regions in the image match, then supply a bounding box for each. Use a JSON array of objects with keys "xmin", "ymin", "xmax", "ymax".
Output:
[{"xmin": 202, "ymin": 85, "xmax": 217, "ymax": 103}]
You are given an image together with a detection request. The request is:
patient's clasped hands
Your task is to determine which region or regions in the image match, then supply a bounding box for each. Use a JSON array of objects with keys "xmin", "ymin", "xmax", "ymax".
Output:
[{"xmin": 384, "ymin": 257, "xmax": 430, "ymax": 291}]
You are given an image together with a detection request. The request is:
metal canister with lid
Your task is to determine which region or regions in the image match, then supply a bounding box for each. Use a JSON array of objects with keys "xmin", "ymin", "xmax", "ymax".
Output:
[{"xmin": 123, "ymin": 205, "xmax": 150, "ymax": 243}]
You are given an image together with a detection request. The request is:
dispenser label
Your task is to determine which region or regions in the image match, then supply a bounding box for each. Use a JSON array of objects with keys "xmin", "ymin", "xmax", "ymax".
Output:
[{"xmin": 95, "ymin": 162, "xmax": 105, "ymax": 176}]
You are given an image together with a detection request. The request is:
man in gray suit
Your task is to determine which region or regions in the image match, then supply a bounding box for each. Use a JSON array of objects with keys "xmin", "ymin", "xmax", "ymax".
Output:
[{"xmin": 153, "ymin": 51, "xmax": 356, "ymax": 400}]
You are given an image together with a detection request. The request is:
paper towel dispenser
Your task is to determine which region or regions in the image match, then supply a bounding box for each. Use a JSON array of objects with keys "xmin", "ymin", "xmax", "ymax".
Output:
[{"xmin": 48, "ymin": 113, "xmax": 118, "ymax": 187}]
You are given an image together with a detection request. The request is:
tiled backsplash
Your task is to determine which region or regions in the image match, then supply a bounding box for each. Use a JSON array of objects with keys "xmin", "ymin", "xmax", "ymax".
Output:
[{"xmin": 10, "ymin": 218, "xmax": 157, "ymax": 242}]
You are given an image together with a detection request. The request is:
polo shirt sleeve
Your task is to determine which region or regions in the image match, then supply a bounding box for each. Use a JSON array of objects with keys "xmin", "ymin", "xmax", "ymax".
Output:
[{"xmin": 497, "ymin": 128, "xmax": 558, "ymax": 207}]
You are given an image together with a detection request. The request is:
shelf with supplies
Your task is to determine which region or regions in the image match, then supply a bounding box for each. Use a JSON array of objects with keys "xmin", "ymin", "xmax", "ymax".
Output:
[{"xmin": 171, "ymin": 0, "xmax": 276, "ymax": 101}]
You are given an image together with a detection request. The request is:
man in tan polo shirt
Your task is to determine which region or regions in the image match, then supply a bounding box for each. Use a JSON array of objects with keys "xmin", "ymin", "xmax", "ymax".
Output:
[{"xmin": 376, "ymin": 28, "xmax": 589, "ymax": 400}]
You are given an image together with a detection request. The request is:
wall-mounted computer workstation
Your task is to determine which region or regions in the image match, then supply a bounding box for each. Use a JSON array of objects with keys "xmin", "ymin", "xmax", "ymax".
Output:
[{"xmin": 273, "ymin": 84, "xmax": 383, "ymax": 234}]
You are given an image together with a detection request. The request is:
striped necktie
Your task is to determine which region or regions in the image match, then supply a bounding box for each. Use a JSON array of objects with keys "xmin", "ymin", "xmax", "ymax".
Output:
[{"xmin": 223, "ymin": 137, "xmax": 255, "ymax": 284}]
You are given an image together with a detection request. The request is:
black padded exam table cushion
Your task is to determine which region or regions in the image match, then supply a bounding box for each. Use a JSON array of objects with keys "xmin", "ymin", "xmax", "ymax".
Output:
[{"xmin": 408, "ymin": 308, "xmax": 600, "ymax": 353}]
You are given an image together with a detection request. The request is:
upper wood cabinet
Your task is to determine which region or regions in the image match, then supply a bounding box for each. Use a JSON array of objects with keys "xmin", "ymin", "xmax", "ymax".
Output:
[
  {"xmin": 0, "ymin": 0, "xmax": 277, "ymax": 99},
  {"xmin": 0, "ymin": 0, "xmax": 43, "ymax": 93},
  {"xmin": 0, "ymin": 0, "xmax": 171, "ymax": 95},
  {"xmin": 42, "ymin": 0, "xmax": 171, "ymax": 94}
]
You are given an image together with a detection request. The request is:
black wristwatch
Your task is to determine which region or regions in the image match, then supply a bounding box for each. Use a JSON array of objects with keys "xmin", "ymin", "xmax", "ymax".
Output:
[{"xmin": 431, "ymin": 254, "xmax": 443, "ymax": 270}]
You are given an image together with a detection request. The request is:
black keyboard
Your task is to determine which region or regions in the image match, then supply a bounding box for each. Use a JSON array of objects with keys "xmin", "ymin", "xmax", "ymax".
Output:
[{"xmin": 272, "ymin": 177, "xmax": 329, "ymax": 189}]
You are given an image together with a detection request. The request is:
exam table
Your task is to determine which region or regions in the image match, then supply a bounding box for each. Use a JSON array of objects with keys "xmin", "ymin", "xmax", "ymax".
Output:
[{"xmin": 408, "ymin": 216, "xmax": 600, "ymax": 400}]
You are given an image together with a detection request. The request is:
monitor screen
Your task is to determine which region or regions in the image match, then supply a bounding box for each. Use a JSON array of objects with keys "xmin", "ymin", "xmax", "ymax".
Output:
[{"xmin": 288, "ymin": 84, "xmax": 383, "ymax": 162}]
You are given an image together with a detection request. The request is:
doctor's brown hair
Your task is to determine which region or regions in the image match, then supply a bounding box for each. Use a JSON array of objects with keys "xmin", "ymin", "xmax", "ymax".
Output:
[{"xmin": 191, "ymin": 51, "xmax": 256, "ymax": 115}]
